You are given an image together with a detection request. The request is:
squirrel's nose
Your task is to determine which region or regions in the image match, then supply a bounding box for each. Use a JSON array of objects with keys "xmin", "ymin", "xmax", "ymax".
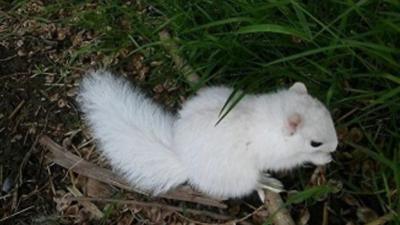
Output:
[{"xmin": 328, "ymin": 140, "xmax": 339, "ymax": 152}]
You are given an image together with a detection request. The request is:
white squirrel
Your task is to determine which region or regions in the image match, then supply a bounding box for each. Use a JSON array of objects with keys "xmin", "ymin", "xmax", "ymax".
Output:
[{"xmin": 78, "ymin": 70, "xmax": 338, "ymax": 199}]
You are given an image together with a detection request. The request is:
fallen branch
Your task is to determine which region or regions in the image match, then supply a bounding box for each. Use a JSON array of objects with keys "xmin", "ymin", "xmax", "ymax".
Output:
[
  {"xmin": 39, "ymin": 135, "xmax": 226, "ymax": 209},
  {"xmin": 8, "ymin": 99, "xmax": 25, "ymax": 120},
  {"xmin": 0, "ymin": 206, "xmax": 35, "ymax": 222},
  {"xmin": 69, "ymin": 196, "xmax": 232, "ymax": 221},
  {"xmin": 264, "ymin": 191, "xmax": 295, "ymax": 225}
]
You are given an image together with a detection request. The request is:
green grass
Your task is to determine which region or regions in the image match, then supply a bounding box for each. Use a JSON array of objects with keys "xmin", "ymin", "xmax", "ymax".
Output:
[{"xmin": 6, "ymin": 0, "xmax": 400, "ymax": 224}]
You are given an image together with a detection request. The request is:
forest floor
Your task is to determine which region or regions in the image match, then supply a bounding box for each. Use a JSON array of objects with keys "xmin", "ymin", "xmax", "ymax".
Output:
[{"xmin": 1, "ymin": 1, "xmax": 399, "ymax": 225}]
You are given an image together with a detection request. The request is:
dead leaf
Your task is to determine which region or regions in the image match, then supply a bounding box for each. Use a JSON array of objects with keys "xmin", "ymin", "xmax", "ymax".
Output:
[
  {"xmin": 343, "ymin": 194, "xmax": 360, "ymax": 207},
  {"xmin": 49, "ymin": 93, "xmax": 59, "ymax": 102},
  {"xmin": 291, "ymin": 36, "xmax": 303, "ymax": 44},
  {"xmin": 132, "ymin": 54, "xmax": 144, "ymax": 70},
  {"xmin": 57, "ymin": 98, "xmax": 67, "ymax": 108},
  {"xmin": 153, "ymin": 84, "xmax": 164, "ymax": 93},
  {"xmin": 357, "ymin": 207, "xmax": 378, "ymax": 223},
  {"xmin": 297, "ymin": 207, "xmax": 310, "ymax": 225},
  {"xmin": 336, "ymin": 126, "xmax": 349, "ymax": 142},
  {"xmin": 85, "ymin": 179, "xmax": 113, "ymax": 198},
  {"xmin": 57, "ymin": 27, "xmax": 70, "ymax": 41},
  {"xmin": 137, "ymin": 66, "xmax": 149, "ymax": 81},
  {"xmin": 45, "ymin": 74, "xmax": 55, "ymax": 83},
  {"xmin": 228, "ymin": 204, "xmax": 241, "ymax": 216},
  {"xmin": 17, "ymin": 49, "xmax": 27, "ymax": 56},
  {"xmin": 54, "ymin": 191, "xmax": 74, "ymax": 213},
  {"xmin": 327, "ymin": 179, "xmax": 343, "ymax": 193},
  {"xmin": 64, "ymin": 204, "xmax": 79, "ymax": 217},
  {"xmin": 310, "ymin": 166, "xmax": 327, "ymax": 186},
  {"xmin": 349, "ymin": 127, "xmax": 363, "ymax": 143},
  {"xmin": 251, "ymin": 208, "xmax": 269, "ymax": 225},
  {"xmin": 117, "ymin": 213, "xmax": 134, "ymax": 225}
]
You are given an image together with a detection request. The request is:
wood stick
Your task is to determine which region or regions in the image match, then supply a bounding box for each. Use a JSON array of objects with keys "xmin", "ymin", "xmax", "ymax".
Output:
[
  {"xmin": 69, "ymin": 196, "xmax": 232, "ymax": 221},
  {"xmin": 8, "ymin": 100, "xmax": 25, "ymax": 120},
  {"xmin": 0, "ymin": 206, "xmax": 34, "ymax": 222},
  {"xmin": 39, "ymin": 135, "xmax": 227, "ymax": 209},
  {"xmin": 264, "ymin": 191, "xmax": 295, "ymax": 225}
]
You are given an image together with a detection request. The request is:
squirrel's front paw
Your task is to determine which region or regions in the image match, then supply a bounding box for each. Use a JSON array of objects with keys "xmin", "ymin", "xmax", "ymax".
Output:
[
  {"xmin": 258, "ymin": 173, "xmax": 284, "ymax": 193},
  {"xmin": 310, "ymin": 152, "xmax": 332, "ymax": 165},
  {"xmin": 256, "ymin": 173, "xmax": 284, "ymax": 203}
]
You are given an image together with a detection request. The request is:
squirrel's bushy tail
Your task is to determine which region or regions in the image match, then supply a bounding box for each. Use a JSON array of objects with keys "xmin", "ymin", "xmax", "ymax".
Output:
[{"xmin": 78, "ymin": 70, "xmax": 187, "ymax": 194}]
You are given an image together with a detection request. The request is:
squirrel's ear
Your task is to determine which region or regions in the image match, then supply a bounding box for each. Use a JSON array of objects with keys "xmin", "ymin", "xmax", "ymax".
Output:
[
  {"xmin": 289, "ymin": 82, "xmax": 308, "ymax": 94},
  {"xmin": 285, "ymin": 113, "xmax": 302, "ymax": 135}
]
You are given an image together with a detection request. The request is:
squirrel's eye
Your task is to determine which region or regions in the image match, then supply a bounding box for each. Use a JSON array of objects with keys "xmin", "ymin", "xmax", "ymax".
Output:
[{"xmin": 310, "ymin": 141, "xmax": 323, "ymax": 147}]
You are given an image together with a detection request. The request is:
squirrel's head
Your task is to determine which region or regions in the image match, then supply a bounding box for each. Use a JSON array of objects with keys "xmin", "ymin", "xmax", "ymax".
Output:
[
  {"xmin": 256, "ymin": 82, "xmax": 338, "ymax": 171},
  {"xmin": 279, "ymin": 82, "xmax": 338, "ymax": 167}
]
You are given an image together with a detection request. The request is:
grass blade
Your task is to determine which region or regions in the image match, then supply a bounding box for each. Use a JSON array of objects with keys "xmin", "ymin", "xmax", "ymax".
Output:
[
  {"xmin": 215, "ymin": 89, "xmax": 245, "ymax": 126},
  {"xmin": 236, "ymin": 24, "xmax": 310, "ymax": 41},
  {"xmin": 262, "ymin": 45, "xmax": 348, "ymax": 67},
  {"xmin": 182, "ymin": 17, "xmax": 253, "ymax": 33}
]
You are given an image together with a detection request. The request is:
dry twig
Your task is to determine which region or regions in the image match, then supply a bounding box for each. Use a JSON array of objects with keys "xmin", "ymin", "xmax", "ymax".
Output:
[
  {"xmin": 0, "ymin": 206, "xmax": 34, "ymax": 223},
  {"xmin": 39, "ymin": 135, "xmax": 227, "ymax": 209},
  {"xmin": 8, "ymin": 100, "xmax": 25, "ymax": 120},
  {"xmin": 69, "ymin": 196, "xmax": 231, "ymax": 221},
  {"xmin": 264, "ymin": 191, "xmax": 295, "ymax": 225}
]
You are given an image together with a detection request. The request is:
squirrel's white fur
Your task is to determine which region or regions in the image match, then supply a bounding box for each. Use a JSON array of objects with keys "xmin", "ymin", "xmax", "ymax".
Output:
[{"xmin": 78, "ymin": 70, "xmax": 338, "ymax": 199}]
